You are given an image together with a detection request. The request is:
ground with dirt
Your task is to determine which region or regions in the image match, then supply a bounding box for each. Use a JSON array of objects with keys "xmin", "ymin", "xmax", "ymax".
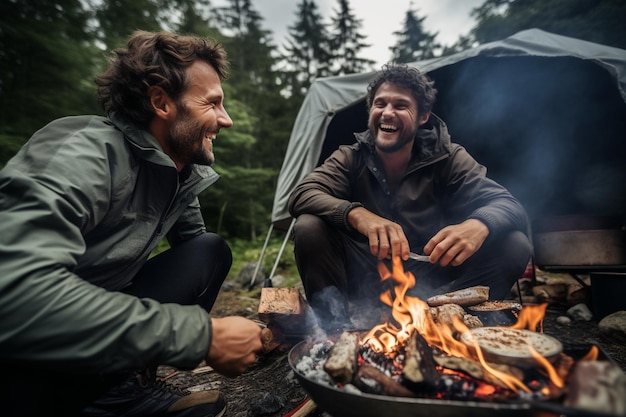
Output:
[
  {"xmin": 158, "ymin": 286, "xmax": 327, "ymax": 417},
  {"xmin": 159, "ymin": 279, "xmax": 626, "ymax": 417}
]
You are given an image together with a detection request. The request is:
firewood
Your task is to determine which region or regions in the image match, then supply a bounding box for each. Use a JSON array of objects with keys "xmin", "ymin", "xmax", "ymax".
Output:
[
  {"xmin": 563, "ymin": 360, "xmax": 626, "ymax": 415},
  {"xmin": 261, "ymin": 327, "xmax": 281, "ymax": 352},
  {"xmin": 354, "ymin": 364, "xmax": 416, "ymax": 397},
  {"xmin": 566, "ymin": 285, "xmax": 590, "ymax": 306},
  {"xmin": 323, "ymin": 331, "xmax": 360, "ymax": 384},
  {"xmin": 402, "ymin": 330, "xmax": 440, "ymax": 387},
  {"xmin": 258, "ymin": 287, "xmax": 319, "ymax": 341},
  {"xmin": 427, "ymin": 286, "xmax": 489, "ymax": 307},
  {"xmin": 552, "ymin": 353, "xmax": 575, "ymax": 383},
  {"xmin": 283, "ymin": 397, "xmax": 317, "ymax": 417},
  {"xmin": 258, "ymin": 287, "xmax": 307, "ymax": 318},
  {"xmin": 432, "ymin": 355, "xmax": 524, "ymax": 389},
  {"xmin": 532, "ymin": 284, "xmax": 567, "ymax": 303}
]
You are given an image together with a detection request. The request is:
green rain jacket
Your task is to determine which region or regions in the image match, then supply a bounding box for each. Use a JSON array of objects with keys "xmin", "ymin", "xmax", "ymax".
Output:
[{"xmin": 0, "ymin": 112, "xmax": 219, "ymax": 373}]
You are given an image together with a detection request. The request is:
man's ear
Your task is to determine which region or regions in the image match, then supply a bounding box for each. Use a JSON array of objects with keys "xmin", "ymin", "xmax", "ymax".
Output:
[
  {"xmin": 418, "ymin": 111, "xmax": 431, "ymax": 126},
  {"xmin": 149, "ymin": 86, "xmax": 173, "ymax": 120}
]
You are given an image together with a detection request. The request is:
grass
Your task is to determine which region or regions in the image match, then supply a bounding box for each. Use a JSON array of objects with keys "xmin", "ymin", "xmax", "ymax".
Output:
[{"xmin": 150, "ymin": 233, "xmax": 300, "ymax": 288}]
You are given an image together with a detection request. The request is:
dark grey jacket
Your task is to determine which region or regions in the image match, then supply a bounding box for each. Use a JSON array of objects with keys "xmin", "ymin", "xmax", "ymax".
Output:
[
  {"xmin": 288, "ymin": 114, "xmax": 529, "ymax": 250},
  {"xmin": 0, "ymin": 113, "xmax": 218, "ymax": 372}
]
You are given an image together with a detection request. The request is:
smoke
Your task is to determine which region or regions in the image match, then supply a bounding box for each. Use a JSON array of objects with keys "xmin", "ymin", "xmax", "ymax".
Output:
[{"xmin": 432, "ymin": 55, "xmax": 626, "ymax": 223}]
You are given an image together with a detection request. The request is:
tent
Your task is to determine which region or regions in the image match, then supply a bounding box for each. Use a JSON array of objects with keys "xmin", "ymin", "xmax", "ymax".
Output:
[{"xmin": 256, "ymin": 29, "xmax": 626, "ymax": 282}]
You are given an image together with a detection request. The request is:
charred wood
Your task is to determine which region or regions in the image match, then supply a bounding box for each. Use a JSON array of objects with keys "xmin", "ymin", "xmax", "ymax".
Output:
[
  {"xmin": 433, "ymin": 354, "xmax": 524, "ymax": 389},
  {"xmin": 323, "ymin": 331, "xmax": 360, "ymax": 384},
  {"xmin": 354, "ymin": 364, "xmax": 416, "ymax": 397},
  {"xmin": 402, "ymin": 330, "xmax": 440, "ymax": 388}
]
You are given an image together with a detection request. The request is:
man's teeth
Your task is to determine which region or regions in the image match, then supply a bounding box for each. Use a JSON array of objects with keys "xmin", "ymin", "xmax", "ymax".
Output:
[{"xmin": 380, "ymin": 123, "xmax": 397, "ymax": 132}]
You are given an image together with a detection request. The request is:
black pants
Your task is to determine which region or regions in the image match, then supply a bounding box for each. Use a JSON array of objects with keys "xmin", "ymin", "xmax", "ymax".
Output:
[
  {"xmin": 5, "ymin": 233, "xmax": 232, "ymax": 417},
  {"xmin": 293, "ymin": 214, "xmax": 532, "ymax": 329}
]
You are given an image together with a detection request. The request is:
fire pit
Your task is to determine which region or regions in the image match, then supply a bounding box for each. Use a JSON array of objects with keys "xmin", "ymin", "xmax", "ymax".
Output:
[
  {"xmin": 288, "ymin": 258, "xmax": 626, "ymax": 417},
  {"xmin": 289, "ymin": 340, "xmax": 617, "ymax": 417}
]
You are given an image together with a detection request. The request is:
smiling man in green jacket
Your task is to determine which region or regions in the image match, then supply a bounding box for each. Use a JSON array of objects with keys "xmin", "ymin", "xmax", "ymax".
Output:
[{"xmin": 0, "ymin": 31, "xmax": 263, "ymax": 417}]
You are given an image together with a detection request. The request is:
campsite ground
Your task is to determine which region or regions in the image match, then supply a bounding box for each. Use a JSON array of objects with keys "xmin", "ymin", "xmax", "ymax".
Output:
[
  {"xmin": 159, "ymin": 284, "xmax": 323, "ymax": 417},
  {"xmin": 158, "ymin": 273, "xmax": 626, "ymax": 417}
]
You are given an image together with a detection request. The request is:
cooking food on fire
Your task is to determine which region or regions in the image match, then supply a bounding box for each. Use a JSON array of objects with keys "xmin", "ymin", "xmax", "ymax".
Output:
[
  {"xmin": 460, "ymin": 327, "xmax": 563, "ymax": 367},
  {"xmin": 426, "ymin": 285, "xmax": 489, "ymax": 307}
]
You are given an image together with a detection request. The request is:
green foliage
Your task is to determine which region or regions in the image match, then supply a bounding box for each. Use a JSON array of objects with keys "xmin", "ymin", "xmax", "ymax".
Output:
[
  {"xmin": 390, "ymin": 7, "xmax": 441, "ymax": 63},
  {"xmin": 2, "ymin": 0, "xmax": 624, "ymax": 243},
  {"xmin": 470, "ymin": 0, "xmax": 626, "ymax": 50},
  {"xmin": 283, "ymin": 0, "xmax": 332, "ymax": 95},
  {"xmin": 0, "ymin": 134, "xmax": 27, "ymax": 168},
  {"xmin": 0, "ymin": 0, "xmax": 101, "ymax": 137},
  {"xmin": 226, "ymin": 235, "xmax": 298, "ymax": 285},
  {"xmin": 328, "ymin": 0, "xmax": 375, "ymax": 75},
  {"xmin": 95, "ymin": 0, "xmax": 166, "ymax": 50}
]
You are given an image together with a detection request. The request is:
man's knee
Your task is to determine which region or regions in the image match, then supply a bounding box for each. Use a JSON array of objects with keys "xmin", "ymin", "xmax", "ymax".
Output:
[
  {"xmin": 498, "ymin": 230, "xmax": 533, "ymax": 270},
  {"xmin": 293, "ymin": 214, "xmax": 333, "ymax": 251}
]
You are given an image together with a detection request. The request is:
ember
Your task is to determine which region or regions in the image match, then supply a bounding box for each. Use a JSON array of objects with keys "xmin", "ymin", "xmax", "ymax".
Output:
[{"xmin": 290, "ymin": 256, "xmax": 626, "ymax": 416}]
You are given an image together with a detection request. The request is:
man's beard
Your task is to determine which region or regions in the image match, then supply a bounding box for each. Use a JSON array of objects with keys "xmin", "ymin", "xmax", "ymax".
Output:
[
  {"xmin": 168, "ymin": 104, "xmax": 214, "ymax": 166},
  {"xmin": 368, "ymin": 121, "xmax": 417, "ymax": 154}
]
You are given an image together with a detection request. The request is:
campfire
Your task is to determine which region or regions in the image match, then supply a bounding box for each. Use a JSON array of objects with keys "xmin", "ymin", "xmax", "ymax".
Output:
[{"xmin": 290, "ymin": 257, "xmax": 626, "ymax": 417}]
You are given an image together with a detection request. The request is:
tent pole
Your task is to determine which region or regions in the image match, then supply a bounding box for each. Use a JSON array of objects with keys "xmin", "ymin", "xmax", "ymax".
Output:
[
  {"xmin": 250, "ymin": 223, "xmax": 274, "ymax": 289},
  {"xmin": 268, "ymin": 218, "xmax": 295, "ymax": 281}
]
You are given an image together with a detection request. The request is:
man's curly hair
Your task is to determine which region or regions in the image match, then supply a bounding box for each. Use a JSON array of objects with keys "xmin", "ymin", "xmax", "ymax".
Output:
[
  {"xmin": 95, "ymin": 31, "xmax": 229, "ymax": 126},
  {"xmin": 366, "ymin": 63, "xmax": 437, "ymax": 114}
]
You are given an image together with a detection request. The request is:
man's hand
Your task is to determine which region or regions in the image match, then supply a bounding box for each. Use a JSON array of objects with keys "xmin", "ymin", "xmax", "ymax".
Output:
[
  {"xmin": 347, "ymin": 206, "xmax": 410, "ymax": 260},
  {"xmin": 205, "ymin": 316, "xmax": 263, "ymax": 377},
  {"xmin": 423, "ymin": 219, "xmax": 489, "ymax": 267}
]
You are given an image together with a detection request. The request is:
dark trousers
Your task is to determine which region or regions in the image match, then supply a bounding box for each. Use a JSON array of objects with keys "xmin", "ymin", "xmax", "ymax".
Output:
[
  {"xmin": 5, "ymin": 233, "xmax": 232, "ymax": 417},
  {"xmin": 293, "ymin": 214, "xmax": 532, "ymax": 329}
]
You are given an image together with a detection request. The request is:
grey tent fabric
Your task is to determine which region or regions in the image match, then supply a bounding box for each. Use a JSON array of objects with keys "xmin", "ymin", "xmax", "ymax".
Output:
[{"xmin": 271, "ymin": 28, "xmax": 626, "ymax": 229}]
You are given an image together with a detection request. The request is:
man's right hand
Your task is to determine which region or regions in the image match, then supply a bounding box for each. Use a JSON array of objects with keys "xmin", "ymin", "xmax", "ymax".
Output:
[
  {"xmin": 347, "ymin": 206, "xmax": 410, "ymax": 260},
  {"xmin": 205, "ymin": 316, "xmax": 263, "ymax": 377}
]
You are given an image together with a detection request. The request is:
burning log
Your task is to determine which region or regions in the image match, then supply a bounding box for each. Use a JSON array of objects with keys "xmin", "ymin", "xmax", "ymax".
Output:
[
  {"xmin": 427, "ymin": 286, "xmax": 489, "ymax": 307},
  {"xmin": 432, "ymin": 355, "xmax": 523, "ymax": 389},
  {"xmin": 402, "ymin": 329, "xmax": 440, "ymax": 388},
  {"xmin": 354, "ymin": 364, "xmax": 416, "ymax": 397},
  {"xmin": 552, "ymin": 353, "xmax": 575, "ymax": 385},
  {"xmin": 323, "ymin": 331, "xmax": 360, "ymax": 384},
  {"xmin": 563, "ymin": 360, "xmax": 626, "ymax": 416}
]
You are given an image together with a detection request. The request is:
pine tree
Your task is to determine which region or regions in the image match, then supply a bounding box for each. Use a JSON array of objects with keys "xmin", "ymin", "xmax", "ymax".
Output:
[
  {"xmin": 209, "ymin": 0, "xmax": 292, "ymax": 239},
  {"xmin": 95, "ymin": 0, "xmax": 165, "ymax": 51},
  {"xmin": 390, "ymin": 6, "xmax": 441, "ymax": 63},
  {"xmin": 328, "ymin": 0, "xmax": 375, "ymax": 75},
  {"xmin": 282, "ymin": 0, "xmax": 332, "ymax": 97},
  {"xmin": 470, "ymin": 0, "xmax": 626, "ymax": 50},
  {"xmin": 0, "ymin": 0, "xmax": 100, "ymax": 140}
]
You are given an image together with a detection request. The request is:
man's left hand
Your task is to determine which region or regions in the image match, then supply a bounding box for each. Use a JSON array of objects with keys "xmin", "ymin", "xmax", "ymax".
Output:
[{"xmin": 423, "ymin": 219, "xmax": 489, "ymax": 267}]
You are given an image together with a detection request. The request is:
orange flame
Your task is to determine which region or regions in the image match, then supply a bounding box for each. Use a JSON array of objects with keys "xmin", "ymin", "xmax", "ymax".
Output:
[
  {"xmin": 508, "ymin": 303, "xmax": 548, "ymax": 331},
  {"xmin": 581, "ymin": 345, "xmax": 599, "ymax": 361},
  {"xmin": 361, "ymin": 257, "xmax": 574, "ymax": 394}
]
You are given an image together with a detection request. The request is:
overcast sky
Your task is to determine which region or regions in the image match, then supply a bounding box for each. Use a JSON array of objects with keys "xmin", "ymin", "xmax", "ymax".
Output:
[{"xmin": 215, "ymin": 0, "xmax": 485, "ymax": 67}]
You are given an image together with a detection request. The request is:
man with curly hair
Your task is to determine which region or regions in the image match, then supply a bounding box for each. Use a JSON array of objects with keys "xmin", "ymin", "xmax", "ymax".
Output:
[
  {"xmin": 0, "ymin": 31, "xmax": 263, "ymax": 417},
  {"xmin": 288, "ymin": 63, "xmax": 533, "ymax": 332}
]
